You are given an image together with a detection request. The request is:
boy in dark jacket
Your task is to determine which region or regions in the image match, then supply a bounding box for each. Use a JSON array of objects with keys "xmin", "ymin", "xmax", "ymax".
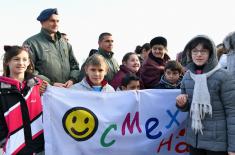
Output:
[
  {"xmin": 120, "ymin": 74, "xmax": 140, "ymax": 91},
  {"xmin": 154, "ymin": 60, "xmax": 183, "ymax": 89}
]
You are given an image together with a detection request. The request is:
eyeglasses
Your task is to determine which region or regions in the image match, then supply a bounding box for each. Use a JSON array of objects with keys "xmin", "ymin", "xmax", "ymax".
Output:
[{"xmin": 191, "ymin": 49, "xmax": 209, "ymax": 55}]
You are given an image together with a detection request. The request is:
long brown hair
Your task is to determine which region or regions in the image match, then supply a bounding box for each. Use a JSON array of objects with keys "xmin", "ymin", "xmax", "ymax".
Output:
[{"xmin": 3, "ymin": 45, "xmax": 34, "ymax": 77}]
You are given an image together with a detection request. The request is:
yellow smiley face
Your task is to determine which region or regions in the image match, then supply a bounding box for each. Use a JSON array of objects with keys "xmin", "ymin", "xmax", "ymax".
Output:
[{"xmin": 62, "ymin": 107, "xmax": 98, "ymax": 141}]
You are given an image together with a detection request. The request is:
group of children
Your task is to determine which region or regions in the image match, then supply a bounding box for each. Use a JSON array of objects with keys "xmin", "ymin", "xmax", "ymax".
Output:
[{"xmin": 1, "ymin": 34, "xmax": 235, "ymax": 155}]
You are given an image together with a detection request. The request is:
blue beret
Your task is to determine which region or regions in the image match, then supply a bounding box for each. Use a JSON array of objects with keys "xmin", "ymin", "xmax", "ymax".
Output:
[{"xmin": 37, "ymin": 8, "xmax": 58, "ymax": 22}]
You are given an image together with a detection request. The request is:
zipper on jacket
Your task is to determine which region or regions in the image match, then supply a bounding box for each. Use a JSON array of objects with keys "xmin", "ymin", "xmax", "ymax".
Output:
[
  {"xmin": 19, "ymin": 82, "xmax": 22, "ymax": 91},
  {"xmin": 19, "ymin": 82, "xmax": 23, "ymax": 93}
]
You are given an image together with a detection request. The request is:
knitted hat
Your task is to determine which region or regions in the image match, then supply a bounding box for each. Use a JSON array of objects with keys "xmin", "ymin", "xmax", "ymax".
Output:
[
  {"xmin": 37, "ymin": 8, "xmax": 58, "ymax": 22},
  {"xmin": 150, "ymin": 36, "xmax": 167, "ymax": 48}
]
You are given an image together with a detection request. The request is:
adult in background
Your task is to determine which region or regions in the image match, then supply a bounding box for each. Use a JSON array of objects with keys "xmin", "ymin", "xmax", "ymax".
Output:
[
  {"xmin": 61, "ymin": 32, "xmax": 69, "ymax": 42},
  {"xmin": 139, "ymin": 43, "xmax": 151, "ymax": 65},
  {"xmin": 24, "ymin": 8, "xmax": 80, "ymax": 88},
  {"xmin": 140, "ymin": 36, "xmax": 170, "ymax": 89},
  {"xmin": 78, "ymin": 32, "xmax": 119, "ymax": 82},
  {"xmin": 216, "ymin": 43, "xmax": 227, "ymax": 69},
  {"xmin": 223, "ymin": 32, "xmax": 235, "ymax": 73}
]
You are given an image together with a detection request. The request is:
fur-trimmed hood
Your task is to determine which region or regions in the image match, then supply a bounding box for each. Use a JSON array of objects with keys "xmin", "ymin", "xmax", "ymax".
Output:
[{"xmin": 223, "ymin": 31, "xmax": 235, "ymax": 51}]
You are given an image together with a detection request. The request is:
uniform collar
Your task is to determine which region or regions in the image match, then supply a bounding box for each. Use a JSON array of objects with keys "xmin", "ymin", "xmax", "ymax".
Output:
[{"xmin": 40, "ymin": 28, "xmax": 62, "ymax": 42}]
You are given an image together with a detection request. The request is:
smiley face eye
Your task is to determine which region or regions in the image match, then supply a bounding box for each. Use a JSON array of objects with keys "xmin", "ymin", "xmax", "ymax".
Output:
[
  {"xmin": 72, "ymin": 116, "xmax": 77, "ymax": 123},
  {"xmin": 84, "ymin": 117, "xmax": 89, "ymax": 124}
]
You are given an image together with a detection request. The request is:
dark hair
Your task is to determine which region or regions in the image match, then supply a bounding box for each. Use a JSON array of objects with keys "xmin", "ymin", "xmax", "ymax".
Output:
[
  {"xmin": 121, "ymin": 74, "xmax": 140, "ymax": 87},
  {"xmin": 176, "ymin": 51, "xmax": 183, "ymax": 63},
  {"xmin": 88, "ymin": 49, "xmax": 98, "ymax": 57},
  {"xmin": 98, "ymin": 32, "xmax": 112, "ymax": 42},
  {"xmin": 61, "ymin": 33, "xmax": 67, "ymax": 36},
  {"xmin": 164, "ymin": 60, "xmax": 183, "ymax": 75},
  {"xmin": 122, "ymin": 52, "xmax": 137, "ymax": 64},
  {"xmin": 141, "ymin": 43, "xmax": 151, "ymax": 53},
  {"xmin": 3, "ymin": 45, "xmax": 34, "ymax": 77},
  {"xmin": 188, "ymin": 37, "xmax": 213, "ymax": 57},
  {"xmin": 134, "ymin": 45, "xmax": 142, "ymax": 54}
]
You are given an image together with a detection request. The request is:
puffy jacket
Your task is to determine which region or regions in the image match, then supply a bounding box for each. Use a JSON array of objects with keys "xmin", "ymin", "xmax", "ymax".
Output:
[
  {"xmin": 0, "ymin": 74, "xmax": 44, "ymax": 155},
  {"xmin": 178, "ymin": 35, "xmax": 235, "ymax": 152}
]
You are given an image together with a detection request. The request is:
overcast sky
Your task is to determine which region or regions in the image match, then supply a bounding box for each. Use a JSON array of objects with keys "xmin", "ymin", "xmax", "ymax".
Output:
[{"xmin": 0, "ymin": 0, "xmax": 235, "ymax": 65}]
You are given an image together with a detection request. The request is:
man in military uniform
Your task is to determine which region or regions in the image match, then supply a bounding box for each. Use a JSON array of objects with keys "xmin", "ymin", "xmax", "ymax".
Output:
[{"xmin": 24, "ymin": 8, "xmax": 79, "ymax": 88}]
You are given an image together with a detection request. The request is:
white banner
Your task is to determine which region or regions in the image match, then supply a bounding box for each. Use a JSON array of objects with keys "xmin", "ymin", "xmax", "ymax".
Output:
[{"xmin": 43, "ymin": 86, "xmax": 189, "ymax": 155}]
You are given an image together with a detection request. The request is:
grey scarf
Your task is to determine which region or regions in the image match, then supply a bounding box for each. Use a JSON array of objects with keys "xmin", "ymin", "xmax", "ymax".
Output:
[{"xmin": 189, "ymin": 64, "xmax": 221, "ymax": 134}]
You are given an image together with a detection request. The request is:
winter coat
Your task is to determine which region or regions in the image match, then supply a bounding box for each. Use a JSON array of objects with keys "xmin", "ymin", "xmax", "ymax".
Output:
[
  {"xmin": 140, "ymin": 52, "xmax": 170, "ymax": 89},
  {"xmin": 71, "ymin": 78, "xmax": 115, "ymax": 92},
  {"xmin": 110, "ymin": 65, "xmax": 140, "ymax": 90},
  {"xmin": 178, "ymin": 35, "xmax": 235, "ymax": 152},
  {"xmin": 0, "ymin": 74, "xmax": 44, "ymax": 155},
  {"xmin": 154, "ymin": 75, "xmax": 181, "ymax": 89},
  {"xmin": 24, "ymin": 28, "xmax": 80, "ymax": 84}
]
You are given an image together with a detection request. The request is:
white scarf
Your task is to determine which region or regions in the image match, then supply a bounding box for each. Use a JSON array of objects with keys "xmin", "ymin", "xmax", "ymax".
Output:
[{"xmin": 189, "ymin": 64, "xmax": 221, "ymax": 134}]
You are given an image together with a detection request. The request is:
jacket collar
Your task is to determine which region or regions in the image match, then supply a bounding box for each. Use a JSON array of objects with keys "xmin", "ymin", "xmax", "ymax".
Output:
[
  {"xmin": 85, "ymin": 76, "xmax": 108, "ymax": 88},
  {"xmin": 98, "ymin": 48, "xmax": 114, "ymax": 59},
  {"xmin": 159, "ymin": 75, "xmax": 182, "ymax": 88},
  {"xmin": 0, "ymin": 73, "xmax": 38, "ymax": 91},
  {"xmin": 40, "ymin": 28, "xmax": 62, "ymax": 42},
  {"xmin": 119, "ymin": 65, "xmax": 133, "ymax": 74},
  {"xmin": 149, "ymin": 52, "xmax": 170, "ymax": 64}
]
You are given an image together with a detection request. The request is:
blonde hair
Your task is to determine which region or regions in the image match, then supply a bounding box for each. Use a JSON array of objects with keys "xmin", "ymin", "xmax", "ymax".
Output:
[{"xmin": 84, "ymin": 54, "xmax": 108, "ymax": 71}]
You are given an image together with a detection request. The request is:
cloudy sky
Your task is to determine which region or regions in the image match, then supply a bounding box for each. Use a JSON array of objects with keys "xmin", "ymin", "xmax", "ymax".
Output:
[{"xmin": 0, "ymin": 0, "xmax": 235, "ymax": 65}]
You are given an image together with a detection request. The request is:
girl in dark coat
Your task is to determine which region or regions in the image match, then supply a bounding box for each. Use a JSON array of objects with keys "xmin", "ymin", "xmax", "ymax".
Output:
[{"xmin": 110, "ymin": 52, "xmax": 141, "ymax": 90}]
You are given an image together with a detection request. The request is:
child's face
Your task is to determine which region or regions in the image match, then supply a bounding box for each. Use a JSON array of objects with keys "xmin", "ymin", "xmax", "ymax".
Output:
[
  {"xmin": 7, "ymin": 50, "xmax": 30, "ymax": 77},
  {"xmin": 122, "ymin": 80, "xmax": 140, "ymax": 90},
  {"xmin": 164, "ymin": 69, "xmax": 180, "ymax": 84},
  {"xmin": 191, "ymin": 43, "xmax": 209, "ymax": 66},
  {"xmin": 151, "ymin": 44, "xmax": 166, "ymax": 59},
  {"xmin": 85, "ymin": 63, "xmax": 107, "ymax": 86},
  {"xmin": 124, "ymin": 54, "xmax": 140, "ymax": 73}
]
